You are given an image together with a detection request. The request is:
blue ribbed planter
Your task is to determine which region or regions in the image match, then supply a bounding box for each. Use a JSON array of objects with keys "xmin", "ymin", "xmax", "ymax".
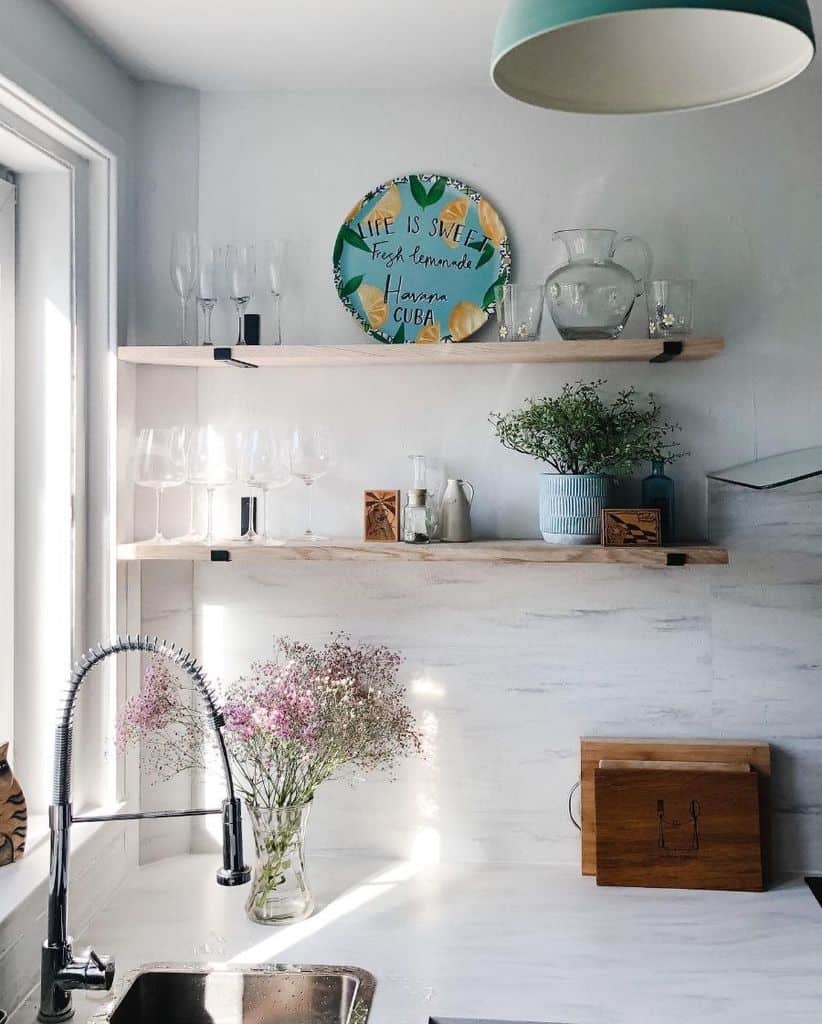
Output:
[{"xmin": 539, "ymin": 473, "xmax": 612, "ymax": 544}]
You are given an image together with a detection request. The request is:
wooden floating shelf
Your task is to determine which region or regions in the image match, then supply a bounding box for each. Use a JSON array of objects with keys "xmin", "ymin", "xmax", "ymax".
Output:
[
  {"xmin": 117, "ymin": 539, "xmax": 729, "ymax": 566},
  {"xmin": 117, "ymin": 338, "xmax": 724, "ymax": 368}
]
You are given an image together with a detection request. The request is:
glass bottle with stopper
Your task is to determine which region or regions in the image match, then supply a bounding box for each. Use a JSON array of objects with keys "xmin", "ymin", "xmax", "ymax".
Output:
[{"xmin": 403, "ymin": 455, "xmax": 436, "ymax": 544}]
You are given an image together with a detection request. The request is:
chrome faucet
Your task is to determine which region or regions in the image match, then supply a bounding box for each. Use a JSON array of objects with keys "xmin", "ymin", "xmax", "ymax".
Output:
[{"xmin": 38, "ymin": 636, "xmax": 250, "ymax": 1023}]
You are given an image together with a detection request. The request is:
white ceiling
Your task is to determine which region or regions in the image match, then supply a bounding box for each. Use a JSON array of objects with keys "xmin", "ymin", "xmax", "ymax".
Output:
[{"xmin": 50, "ymin": 0, "xmax": 507, "ymax": 91}]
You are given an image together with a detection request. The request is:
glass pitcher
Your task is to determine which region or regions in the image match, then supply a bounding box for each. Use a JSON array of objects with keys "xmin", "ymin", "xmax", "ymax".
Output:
[{"xmin": 545, "ymin": 228, "xmax": 652, "ymax": 340}]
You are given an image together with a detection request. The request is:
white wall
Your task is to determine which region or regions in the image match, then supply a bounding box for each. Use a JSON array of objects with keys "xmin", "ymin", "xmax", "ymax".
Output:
[{"xmin": 131, "ymin": 67, "xmax": 822, "ymax": 873}]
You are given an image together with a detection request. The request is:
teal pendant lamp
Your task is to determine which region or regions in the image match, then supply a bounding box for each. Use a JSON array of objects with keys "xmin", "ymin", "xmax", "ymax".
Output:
[{"xmin": 492, "ymin": 0, "xmax": 815, "ymax": 113}]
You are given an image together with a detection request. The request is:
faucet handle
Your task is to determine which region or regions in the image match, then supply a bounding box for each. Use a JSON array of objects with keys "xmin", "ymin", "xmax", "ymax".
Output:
[{"xmin": 58, "ymin": 949, "xmax": 115, "ymax": 992}]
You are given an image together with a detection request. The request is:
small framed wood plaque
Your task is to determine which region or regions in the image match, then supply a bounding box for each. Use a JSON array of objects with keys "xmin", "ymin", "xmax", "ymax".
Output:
[
  {"xmin": 601, "ymin": 508, "xmax": 661, "ymax": 546},
  {"xmin": 364, "ymin": 489, "xmax": 401, "ymax": 542}
]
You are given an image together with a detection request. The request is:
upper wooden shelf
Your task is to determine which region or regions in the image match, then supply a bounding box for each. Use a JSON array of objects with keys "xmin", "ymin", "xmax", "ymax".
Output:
[
  {"xmin": 117, "ymin": 338, "xmax": 724, "ymax": 368},
  {"xmin": 117, "ymin": 539, "xmax": 729, "ymax": 567}
]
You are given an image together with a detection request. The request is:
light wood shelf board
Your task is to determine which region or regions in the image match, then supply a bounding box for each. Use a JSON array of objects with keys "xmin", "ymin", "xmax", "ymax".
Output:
[
  {"xmin": 117, "ymin": 338, "xmax": 724, "ymax": 368},
  {"xmin": 117, "ymin": 539, "xmax": 729, "ymax": 566}
]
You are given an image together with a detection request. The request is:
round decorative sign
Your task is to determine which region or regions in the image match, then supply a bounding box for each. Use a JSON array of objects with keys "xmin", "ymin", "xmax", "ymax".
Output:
[{"xmin": 333, "ymin": 173, "xmax": 511, "ymax": 344}]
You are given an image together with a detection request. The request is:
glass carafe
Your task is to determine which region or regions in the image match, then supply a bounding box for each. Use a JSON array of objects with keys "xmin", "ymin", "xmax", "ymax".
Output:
[{"xmin": 546, "ymin": 229, "xmax": 652, "ymax": 340}]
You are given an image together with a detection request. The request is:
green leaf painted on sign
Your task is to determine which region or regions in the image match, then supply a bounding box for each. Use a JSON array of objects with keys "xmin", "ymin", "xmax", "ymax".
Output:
[
  {"xmin": 482, "ymin": 273, "xmax": 506, "ymax": 310},
  {"xmin": 409, "ymin": 175, "xmax": 428, "ymax": 208},
  {"xmin": 426, "ymin": 176, "xmax": 447, "ymax": 206},
  {"xmin": 393, "ymin": 323, "xmax": 406, "ymax": 344},
  {"xmin": 333, "ymin": 228, "xmax": 345, "ymax": 265},
  {"xmin": 341, "ymin": 274, "xmax": 364, "ymax": 298},
  {"xmin": 467, "ymin": 238, "xmax": 486, "ymax": 252},
  {"xmin": 475, "ymin": 243, "xmax": 495, "ymax": 270},
  {"xmin": 341, "ymin": 225, "xmax": 371, "ymax": 254}
]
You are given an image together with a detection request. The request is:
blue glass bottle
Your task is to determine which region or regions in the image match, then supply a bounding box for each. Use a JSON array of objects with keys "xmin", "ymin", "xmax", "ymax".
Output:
[{"xmin": 641, "ymin": 459, "xmax": 675, "ymax": 542}]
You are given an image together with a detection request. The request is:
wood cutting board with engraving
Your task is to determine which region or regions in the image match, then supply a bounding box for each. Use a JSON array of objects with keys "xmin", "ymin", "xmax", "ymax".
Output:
[
  {"xmin": 594, "ymin": 767, "xmax": 763, "ymax": 891},
  {"xmin": 580, "ymin": 738, "xmax": 771, "ymax": 876}
]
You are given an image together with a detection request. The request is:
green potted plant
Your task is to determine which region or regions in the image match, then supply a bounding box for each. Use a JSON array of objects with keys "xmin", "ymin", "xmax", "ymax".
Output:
[{"xmin": 490, "ymin": 380, "xmax": 684, "ymax": 544}]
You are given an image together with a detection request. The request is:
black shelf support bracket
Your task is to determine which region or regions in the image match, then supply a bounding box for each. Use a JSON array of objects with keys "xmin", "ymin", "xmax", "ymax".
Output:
[
  {"xmin": 806, "ymin": 876, "xmax": 822, "ymax": 911},
  {"xmin": 210, "ymin": 549, "xmax": 232, "ymax": 562},
  {"xmin": 665, "ymin": 552, "xmax": 687, "ymax": 567},
  {"xmin": 213, "ymin": 347, "xmax": 257, "ymax": 369},
  {"xmin": 650, "ymin": 340, "xmax": 684, "ymax": 364}
]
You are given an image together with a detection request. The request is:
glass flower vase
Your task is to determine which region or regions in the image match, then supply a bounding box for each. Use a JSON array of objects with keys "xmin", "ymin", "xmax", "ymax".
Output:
[{"xmin": 245, "ymin": 802, "xmax": 314, "ymax": 925}]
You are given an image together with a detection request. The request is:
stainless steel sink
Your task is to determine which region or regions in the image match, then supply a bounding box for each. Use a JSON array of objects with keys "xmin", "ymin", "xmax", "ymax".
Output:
[{"xmin": 88, "ymin": 964, "xmax": 376, "ymax": 1024}]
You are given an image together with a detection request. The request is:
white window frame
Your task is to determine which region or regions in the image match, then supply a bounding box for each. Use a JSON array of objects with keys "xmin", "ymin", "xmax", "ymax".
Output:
[{"xmin": 0, "ymin": 85, "xmax": 119, "ymax": 820}]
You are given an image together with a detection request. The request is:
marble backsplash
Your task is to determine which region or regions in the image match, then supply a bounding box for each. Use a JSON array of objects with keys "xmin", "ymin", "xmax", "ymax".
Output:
[{"xmin": 138, "ymin": 476, "xmax": 822, "ymax": 875}]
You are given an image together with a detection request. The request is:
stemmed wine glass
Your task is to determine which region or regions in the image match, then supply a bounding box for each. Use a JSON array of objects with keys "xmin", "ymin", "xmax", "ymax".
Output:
[
  {"xmin": 226, "ymin": 244, "xmax": 255, "ymax": 344},
  {"xmin": 239, "ymin": 428, "xmax": 292, "ymax": 544},
  {"xmin": 290, "ymin": 426, "xmax": 335, "ymax": 540},
  {"xmin": 134, "ymin": 427, "xmax": 186, "ymax": 542},
  {"xmin": 262, "ymin": 240, "xmax": 285, "ymax": 346},
  {"xmin": 187, "ymin": 426, "xmax": 236, "ymax": 545},
  {"xmin": 170, "ymin": 231, "xmax": 198, "ymax": 345},
  {"xmin": 197, "ymin": 246, "xmax": 222, "ymax": 346}
]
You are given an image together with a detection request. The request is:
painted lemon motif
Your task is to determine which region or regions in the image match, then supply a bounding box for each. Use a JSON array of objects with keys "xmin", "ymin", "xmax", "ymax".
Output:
[
  {"xmin": 344, "ymin": 199, "xmax": 362, "ymax": 222},
  {"xmin": 415, "ymin": 322, "xmax": 441, "ymax": 344},
  {"xmin": 438, "ymin": 196, "xmax": 470, "ymax": 249},
  {"xmin": 448, "ymin": 301, "xmax": 487, "ymax": 342},
  {"xmin": 363, "ymin": 182, "xmax": 402, "ymax": 228},
  {"xmin": 478, "ymin": 198, "xmax": 506, "ymax": 248},
  {"xmin": 357, "ymin": 283, "xmax": 389, "ymax": 331}
]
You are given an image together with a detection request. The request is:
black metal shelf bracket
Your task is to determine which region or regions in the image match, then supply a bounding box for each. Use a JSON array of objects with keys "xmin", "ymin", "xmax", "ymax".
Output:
[
  {"xmin": 650, "ymin": 340, "xmax": 684, "ymax": 364},
  {"xmin": 665, "ymin": 552, "xmax": 687, "ymax": 566},
  {"xmin": 213, "ymin": 347, "xmax": 257, "ymax": 369},
  {"xmin": 210, "ymin": 549, "xmax": 231, "ymax": 562}
]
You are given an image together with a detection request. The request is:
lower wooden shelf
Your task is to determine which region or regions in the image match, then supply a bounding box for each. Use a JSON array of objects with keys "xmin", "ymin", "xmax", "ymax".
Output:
[{"xmin": 117, "ymin": 539, "xmax": 729, "ymax": 566}]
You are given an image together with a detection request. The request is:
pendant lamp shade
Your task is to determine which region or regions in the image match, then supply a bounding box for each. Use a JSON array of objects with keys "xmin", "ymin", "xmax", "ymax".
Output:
[{"xmin": 491, "ymin": 0, "xmax": 815, "ymax": 113}]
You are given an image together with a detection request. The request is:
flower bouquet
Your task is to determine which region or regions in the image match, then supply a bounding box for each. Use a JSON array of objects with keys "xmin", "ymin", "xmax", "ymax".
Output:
[{"xmin": 118, "ymin": 634, "xmax": 421, "ymax": 924}]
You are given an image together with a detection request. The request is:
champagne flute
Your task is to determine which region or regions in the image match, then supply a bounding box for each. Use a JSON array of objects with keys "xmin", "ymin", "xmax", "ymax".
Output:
[
  {"xmin": 226, "ymin": 244, "xmax": 255, "ymax": 344},
  {"xmin": 262, "ymin": 240, "xmax": 286, "ymax": 346},
  {"xmin": 187, "ymin": 426, "xmax": 236, "ymax": 545},
  {"xmin": 197, "ymin": 246, "xmax": 222, "ymax": 346},
  {"xmin": 134, "ymin": 427, "xmax": 186, "ymax": 542},
  {"xmin": 170, "ymin": 231, "xmax": 198, "ymax": 345},
  {"xmin": 290, "ymin": 426, "xmax": 335, "ymax": 540}
]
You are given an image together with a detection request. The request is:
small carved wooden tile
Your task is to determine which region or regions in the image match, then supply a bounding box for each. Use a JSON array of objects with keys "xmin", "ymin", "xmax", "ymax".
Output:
[
  {"xmin": 364, "ymin": 489, "xmax": 401, "ymax": 542},
  {"xmin": 601, "ymin": 508, "xmax": 662, "ymax": 547}
]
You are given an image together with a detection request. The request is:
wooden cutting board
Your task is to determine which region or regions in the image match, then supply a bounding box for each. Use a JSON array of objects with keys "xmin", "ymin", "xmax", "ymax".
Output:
[
  {"xmin": 594, "ymin": 767, "xmax": 763, "ymax": 891},
  {"xmin": 580, "ymin": 738, "xmax": 771, "ymax": 876}
]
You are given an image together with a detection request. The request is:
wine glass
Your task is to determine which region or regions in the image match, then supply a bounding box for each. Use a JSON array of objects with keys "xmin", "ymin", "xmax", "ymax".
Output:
[
  {"xmin": 187, "ymin": 426, "xmax": 236, "ymax": 545},
  {"xmin": 170, "ymin": 231, "xmax": 198, "ymax": 345},
  {"xmin": 239, "ymin": 428, "xmax": 292, "ymax": 544},
  {"xmin": 262, "ymin": 240, "xmax": 286, "ymax": 346},
  {"xmin": 134, "ymin": 427, "xmax": 186, "ymax": 542},
  {"xmin": 290, "ymin": 426, "xmax": 335, "ymax": 540},
  {"xmin": 226, "ymin": 244, "xmax": 255, "ymax": 345},
  {"xmin": 197, "ymin": 246, "xmax": 223, "ymax": 346}
]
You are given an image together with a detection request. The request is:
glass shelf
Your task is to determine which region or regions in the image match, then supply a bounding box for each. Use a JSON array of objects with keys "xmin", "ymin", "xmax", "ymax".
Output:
[{"xmin": 707, "ymin": 447, "xmax": 822, "ymax": 490}]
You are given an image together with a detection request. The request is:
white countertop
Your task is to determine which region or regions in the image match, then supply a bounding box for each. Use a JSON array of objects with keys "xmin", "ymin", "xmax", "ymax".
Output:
[{"xmin": 14, "ymin": 855, "xmax": 822, "ymax": 1024}]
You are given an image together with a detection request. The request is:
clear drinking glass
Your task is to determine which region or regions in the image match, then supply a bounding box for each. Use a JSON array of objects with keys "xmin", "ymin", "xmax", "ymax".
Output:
[
  {"xmin": 646, "ymin": 279, "xmax": 695, "ymax": 338},
  {"xmin": 263, "ymin": 240, "xmax": 286, "ymax": 346},
  {"xmin": 239, "ymin": 428, "xmax": 292, "ymax": 544},
  {"xmin": 495, "ymin": 283, "xmax": 544, "ymax": 341},
  {"xmin": 197, "ymin": 246, "xmax": 223, "ymax": 346},
  {"xmin": 170, "ymin": 231, "xmax": 198, "ymax": 345},
  {"xmin": 290, "ymin": 426, "xmax": 335, "ymax": 541},
  {"xmin": 226, "ymin": 244, "xmax": 256, "ymax": 345},
  {"xmin": 134, "ymin": 427, "xmax": 186, "ymax": 542},
  {"xmin": 186, "ymin": 426, "xmax": 236, "ymax": 544}
]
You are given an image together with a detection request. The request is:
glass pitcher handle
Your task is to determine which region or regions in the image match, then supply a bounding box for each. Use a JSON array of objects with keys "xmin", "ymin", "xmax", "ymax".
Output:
[{"xmin": 615, "ymin": 235, "xmax": 653, "ymax": 295}]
